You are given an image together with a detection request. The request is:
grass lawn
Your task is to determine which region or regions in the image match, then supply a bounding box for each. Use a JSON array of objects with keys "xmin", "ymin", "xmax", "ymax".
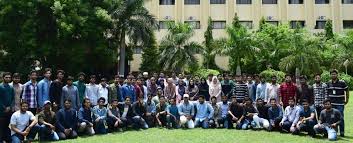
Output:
[{"xmin": 54, "ymin": 96, "xmax": 353, "ymax": 143}]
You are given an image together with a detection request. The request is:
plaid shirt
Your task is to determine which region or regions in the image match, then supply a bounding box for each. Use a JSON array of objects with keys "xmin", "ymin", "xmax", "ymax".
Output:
[
  {"xmin": 279, "ymin": 82, "xmax": 297, "ymax": 107},
  {"xmin": 313, "ymin": 82, "xmax": 328, "ymax": 107},
  {"xmin": 21, "ymin": 81, "xmax": 38, "ymax": 108}
]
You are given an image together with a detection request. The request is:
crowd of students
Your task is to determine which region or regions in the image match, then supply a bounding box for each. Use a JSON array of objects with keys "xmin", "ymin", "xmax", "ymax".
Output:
[{"xmin": 0, "ymin": 68, "xmax": 349, "ymax": 142}]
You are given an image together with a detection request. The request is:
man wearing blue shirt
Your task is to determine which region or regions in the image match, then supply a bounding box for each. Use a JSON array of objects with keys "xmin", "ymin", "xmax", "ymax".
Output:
[
  {"xmin": 166, "ymin": 98, "xmax": 179, "ymax": 129},
  {"xmin": 195, "ymin": 95, "xmax": 214, "ymax": 129},
  {"xmin": 296, "ymin": 99, "xmax": 316, "ymax": 137},
  {"xmin": 178, "ymin": 94, "xmax": 195, "ymax": 129},
  {"xmin": 93, "ymin": 97, "xmax": 108, "ymax": 134},
  {"xmin": 268, "ymin": 98, "xmax": 283, "ymax": 131},
  {"xmin": 38, "ymin": 68, "xmax": 52, "ymax": 109},
  {"xmin": 122, "ymin": 75, "xmax": 136, "ymax": 102},
  {"xmin": 280, "ymin": 97, "xmax": 300, "ymax": 134}
]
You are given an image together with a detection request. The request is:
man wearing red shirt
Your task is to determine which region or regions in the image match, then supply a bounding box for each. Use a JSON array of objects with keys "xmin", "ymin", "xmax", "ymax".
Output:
[{"xmin": 280, "ymin": 74, "xmax": 297, "ymax": 108}]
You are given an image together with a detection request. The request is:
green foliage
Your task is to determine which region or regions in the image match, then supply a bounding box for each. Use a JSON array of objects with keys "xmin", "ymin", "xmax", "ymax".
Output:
[
  {"xmin": 325, "ymin": 20, "xmax": 334, "ymax": 40},
  {"xmin": 321, "ymin": 70, "xmax": 353, "ymax": 90},
  {"xmin": 259, "ymin": 69, "xmax": 286, "ymax": 83},
  {"xmin": 202, "ymin": 17, "xmax": 218, "ymax": 69},
  {"xmin": 159, "ymin": 22, "xmax": 203, "ymax": 72},
  {"xmin": 194, "ymin": 69, "xmax": 220, "ymax": 79},
  {"xmin": 140, "ymin": 34, "xmax": 161, "ymax": 73}
]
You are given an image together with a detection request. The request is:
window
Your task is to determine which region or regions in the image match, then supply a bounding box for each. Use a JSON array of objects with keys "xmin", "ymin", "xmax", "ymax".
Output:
[
  {"xmin": 315, "ymin": 21, "xmax": 326, "ymax": 29},
  {"xmin": 289, "ymin": 0, "xmax": 303, "ymax": 4},
  {"xmin": 342, "ymin": 0, "xmax": 353, "ymax": 4},
  {"xmin": 185, "ymin": 0, "xmax": 200, "ymax": 5},
  {"xmin": 266, "ymin": 21, "xmax": 279, "ymax": 26},
  {"xmin": 240, "ymin": 21, "xmax": 253, "ymax": 29},
  {"xmin": 315, "ymin": 0, "xmax": 330, "ymax": 4},
  {"xmin": 343, "ymin": 20, "xmax": 353, "ymax": 29},
  {"xmin": 212, "ymin": 21, "xmax": 226, "ymax": 29},
  {"xmin": 160, "ymin": 0, "xmax": 175, "ymax": 5},
  {"xmin": 262, "ymin": 0, "xmax": 277, "ymax": 4},
  {"xmin": 133, "ymin": 47, "xmax": 142, "ymax": 54},
  {"xmin": 236, "ymin": 0, "xmax": 252, "ymax": 4},
  {"xmin": 185, "ymin": 21, "xmax": 201, "ymax": 29},
  {"xmin": 210, "ymin": 0, "xmax": 226, "ymax": 4},
  {"xmin": 159, "ymin": 21, "xmax": 173, "ymax": 29},
  {"xmin": 290, "ymin": 21, "xmax": 305, "ymax": 29}
]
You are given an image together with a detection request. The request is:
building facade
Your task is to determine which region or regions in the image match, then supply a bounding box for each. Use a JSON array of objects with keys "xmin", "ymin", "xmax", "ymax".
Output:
[{"xmin": 130, "ymin": 0, "xmax": 353, "ymax": 71}]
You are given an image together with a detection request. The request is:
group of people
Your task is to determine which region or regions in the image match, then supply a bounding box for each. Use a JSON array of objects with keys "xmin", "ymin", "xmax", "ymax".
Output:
[{"xmin": 0, "ymin": 68, "xmax": 349, "ymax": 142}]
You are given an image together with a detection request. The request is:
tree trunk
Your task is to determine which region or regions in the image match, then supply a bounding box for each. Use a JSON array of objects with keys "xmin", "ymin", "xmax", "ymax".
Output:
[{"xmin": 118, "ymin": 31, "xmax": 126, "ymax": 77}]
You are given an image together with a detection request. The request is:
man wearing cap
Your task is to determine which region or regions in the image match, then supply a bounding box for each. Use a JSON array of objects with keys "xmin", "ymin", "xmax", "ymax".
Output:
[
  {"xmin": 36, "ymin": 101, "xmax": 60, "ymax": 141},
  {"xmin": 194, "ymin": 95, "xmax": 214, "ymax": 129},
  {"xmin": 178, "ymin": 94, "xmax": 195, "ymax": 129},
  {"xmin": 61, "ymin": 76, "xmax": 80, "ymax": 110},
  {"xmin": 74, "ymin": 72, "xmax": 86, "ymax": 105}
]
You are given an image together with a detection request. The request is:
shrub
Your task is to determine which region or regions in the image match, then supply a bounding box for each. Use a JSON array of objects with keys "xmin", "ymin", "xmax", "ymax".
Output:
[
  {"xmin": 259, "ymin": 69, "xmax": 286, "ymax": 83},
  {"xmin": 194, "ymin": 69, "xmax": 220, "ymax": 78},
  {"xmin": 321, "ymin": 70, "xmax": 353, "ymax": 90}
]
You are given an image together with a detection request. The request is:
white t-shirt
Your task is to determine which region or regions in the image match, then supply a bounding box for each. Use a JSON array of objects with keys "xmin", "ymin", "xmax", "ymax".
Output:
[
  {"xmin": 98, "ymin": 84, "xmax": 109, "ymax": 104},
  {"xmin": 10, "ymin": 111, "xmax": 35, "ymax": 135}
]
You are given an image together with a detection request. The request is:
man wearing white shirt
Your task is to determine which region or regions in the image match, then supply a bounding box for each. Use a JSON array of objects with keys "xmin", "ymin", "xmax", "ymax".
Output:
[
  {"xmin": 256, "ymin": 76, "xmax": 267, "ymax": 102},
  {"xmin": 280, "ymin": 97, "xmax": 300, "ymax": 134},
  {"xmin": 265, "ymin": 75, "xmax": 280, "ymax": 104},
  {"xmin": 98, "ymin": 78, "xmax": 109, "ymax": 105},
  {"xmin": 85, "ymin": 75, "xmax": 99, "ymax": 106}
]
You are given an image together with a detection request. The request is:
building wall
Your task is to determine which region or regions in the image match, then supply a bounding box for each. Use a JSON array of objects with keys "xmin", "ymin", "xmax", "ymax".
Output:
[{"xmin": 131, "ymin": 0, "xmax": 353, "ymax": 72}]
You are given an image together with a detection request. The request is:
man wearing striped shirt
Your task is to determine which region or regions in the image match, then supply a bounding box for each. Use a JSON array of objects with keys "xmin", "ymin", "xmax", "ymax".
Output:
[
  {"xmin": 22, "ymin": 71, "xmax": 39, "ymax": 114},
  {"xmin": 312, "ymin": 74, "xmax": 328, "ymax": 117},
  {"xmin": 230, "ymin": 75, "xmax": 249, "ymax": 103},
  {"xmin": 326, "ymin": 69, "xmax": 349, "ymax": 137}
]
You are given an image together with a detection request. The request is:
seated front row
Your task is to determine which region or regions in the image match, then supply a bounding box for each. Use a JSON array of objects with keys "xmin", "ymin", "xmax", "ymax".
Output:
[{"xmin": 8, "ymin": 95, "xmax": 342, "ymax": 142}]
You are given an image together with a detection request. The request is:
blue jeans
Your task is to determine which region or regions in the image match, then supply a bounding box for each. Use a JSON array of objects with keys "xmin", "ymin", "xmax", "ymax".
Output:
[
  {"xmin": 195, "ymin": 118, "xmax": 209, "ymax": 129},
  {"xmin": 132, "ymin": 116, "xmax": 148, "ymax": 129},
  {"xmin": 166, "ymin": 115, "xmax": 179, "ymax": 128},
  {"xmin": 217, "ymin": 117, "xmax": 229, "ymax": 128},
  {"xmin": 38, "ymin": 124, "xmax": 59, "ymax": 141},
  {"xmin": 11, "ymin": 125, "xmax": 40, "ymax": 143},
  {"xmin": 332, "ymin": 105, "xmax": 344, "ymax": 135},
  {"xmin": 314, "ymin": 124, "xmax": 337, "ymax": 141}
]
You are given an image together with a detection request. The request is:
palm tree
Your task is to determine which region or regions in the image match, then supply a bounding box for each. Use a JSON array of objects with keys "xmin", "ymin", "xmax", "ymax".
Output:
[
  {"xmin": 110, "ymin": 0, "xmax": 157, "ymax": 76},
  {"xmin": 159, "ymin": 22, "xmax": 203, "ymax": 72},
  {"xmin": 215, "ymin": 14, "xmax": 258, "ymax": 74},
  {"xmin": 278, "ymin": 27, "xmax": 322, "ymax": 75}
]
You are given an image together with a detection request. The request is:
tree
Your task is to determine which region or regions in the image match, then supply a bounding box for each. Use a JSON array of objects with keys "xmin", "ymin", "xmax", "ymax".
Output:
[
  {"xmin": 325, "ymin": 20, "xmax": 334, "ymax": 40},
  {"xmin": 216, "ymin": 14, "xmax": 258, "ymax": 74},
  {"xmin": 202, "ymin": 17, "xmax": 218, "ymax": 69},
  {"xmin": 139, "ymin": 34, "xmax": 161, "ymax": 73},
  {"xmin": 278, "ymin": 27, "xmax": 322, "ymax": 75},
  {"xmin": 159, "ymin": 22, "xmax": 203, "ymax": 72},
  {"xmin": 109, "ymin": 0, "xmax": 157, "ymax": 76}
]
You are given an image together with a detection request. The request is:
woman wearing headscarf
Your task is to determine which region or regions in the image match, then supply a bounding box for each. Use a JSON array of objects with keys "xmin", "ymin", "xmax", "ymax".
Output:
[
  {"xmin": 209, "ymin": 76, "xmax": 222, "ymax": 102},
  {"xmin": 199, "ymin": 78, "xmax": 210, "ymax": 101}
]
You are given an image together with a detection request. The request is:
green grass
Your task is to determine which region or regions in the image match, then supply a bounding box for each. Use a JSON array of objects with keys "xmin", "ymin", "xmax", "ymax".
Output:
[{"xmin": 54, "ymin": 96, "xmax": 353, "ymax": 143}]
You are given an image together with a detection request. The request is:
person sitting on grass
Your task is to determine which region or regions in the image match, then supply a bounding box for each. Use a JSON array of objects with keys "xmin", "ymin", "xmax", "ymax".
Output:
[
  {"xmin": 209, "ymin": 96, "xmax": 220, "ymax": 128},
  {"xmin": 166, "ymin": 98, "xmax": 180, "ymax": 129},
  {"xmin": 313, "ymin": 99, "xmax": 342, "ymax": 141},
  {"xmin": 268, "ymin": 98, "xmax": 283, "ymax": 131},
  {"xmin": 132, "ymin": 96, "xmax": 149, "ymax": 129},
  {"xmin": 37, "ymin": 101, "xmax": 60, "ymax": 141},
  {"xmin": 228, "ymin": 95, "xmax": 245, "ymax": 129},
  {"xmin": 156, "ymin": 96, "xmax": 168, "ymax": 127},
  {"xmin": 178, "ymin": 94, "xmax": 195, "ymax": 129},
  {"xmin": 145, "ymin": 94, "xmax": 156, "ymax": 128},
  {"xmin": 78, "ymin": 98, "xmax": 95, "ymax": 136},
  {"xmin": 56, "ymin": 99, "xmax": 78, "ymax": 140},
  {"xmin": 217, "ymin": 95, "xmax": 230, "ymax": 128},
  {"xmin": 10, "ymin": 101, "xmax": 40, "ymax": 143},
  {"xmin": 93, "ymin": 97, "xmax": 108, "ymax": 134},
  {"xmin": 194, "ymin": 95, "xmax": 214, "ymax": 129},
  {"xmin": 119, "ymin": 97, "xmax": 134, "ymax": 130},
  {"xmin": 107, "ymin": 99, "xmax": 123, "ymax": 132},
  {"xmin": 296, "ymin": 99, "xmax": 317, "ymax": 137},
  {"xmin": 255, "ymin": 98, "xmax": 270, "ymax": 130},
  {"xmin": 279, "ymin": 97, "xmax": 300, "ymax": 134}
]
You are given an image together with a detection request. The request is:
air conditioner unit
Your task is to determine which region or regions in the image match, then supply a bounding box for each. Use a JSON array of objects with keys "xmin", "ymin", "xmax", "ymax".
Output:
[
  {"xmin": 318, "ymin": 16, "xmax": 326, "ymax": 20},
  {"xmin": 188, "ymin": 16, "xmax": 195, "ymax": 21},
  {"xmin": 266, "ymin": 16, "xmax": 274, "ymax": 20},
  {"xmin": 164, "ymin": 16, "xmax": 172, "ymax": 20}
]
